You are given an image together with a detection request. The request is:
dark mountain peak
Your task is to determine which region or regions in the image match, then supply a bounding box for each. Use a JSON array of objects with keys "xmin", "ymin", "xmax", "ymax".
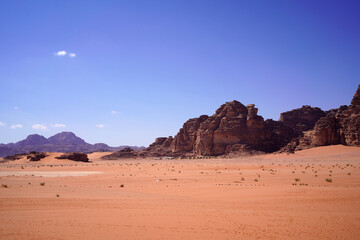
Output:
[
  {"xmin": 16, "ymin": 134, "xmax": 47, "ymax": 146},
  {"xmin": 26, "ymin": 134, "xmax": 46, "ymax": 140},
  {"xmin": 47, "ymin": 131, "xmax": 86, "ymax": 145},
  {"xmin": 0, "ymin": 131, "xmax": 143, "ymax": 158},
  {"xmin": 93, "ymin": 143, "xmax": 110, "ymax": 148}
]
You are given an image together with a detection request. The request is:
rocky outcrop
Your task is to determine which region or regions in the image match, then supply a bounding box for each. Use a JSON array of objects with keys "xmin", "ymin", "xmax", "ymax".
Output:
[
  {"xmin": 140, "ymin": 137, "xmax": 176, "ymax": 157},
  {"xmin": 101, "ymin": 148, "xmax": 135, "ymax": 160},
  {"xmin": 144, "ymin": 101, "xmax": 302, "ymax": 157},
  {"xmin": 0, "ymin": 151, "xmax": 48, "ymax": 162},
  {"xmin": 144, "ymin": 85, "xmax": 359, "ymax": 157},
  {"xmin": 192, "ymin": 101, "xmax": 274, "ymax": 156},
  {"xmin": 282, "ymin": 85, "xmax": 360, "ymax": 152},
  {"xmin": 27, "ymin": 152, "xmax": 48, "ymax": 161},
  {"xmin": 173, "ymin": 115, "xmax": 208, "ymax": 153},
  {"xmin": 279, "ymin": 105, "xmax": 325, "ymax": 133},
  {"xmin": 351, "ymin": 85, "xmax": 360, "ymax": 106},
  {"xmin": 55, "ymin": 152, "xmax": 89, "ymax": 162}
]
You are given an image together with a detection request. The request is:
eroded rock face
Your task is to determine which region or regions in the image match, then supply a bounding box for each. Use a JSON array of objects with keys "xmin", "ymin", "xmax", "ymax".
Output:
[
  {"xmin": 279, "ymin": 105, "xmax": 325, "ymax": 132},
  {"xmin": 144, "ymin": 101, "xmax": 299, "ymax": 156},
  {"xmin": 282, "ymin": 85, "xmax": 360, "ymax": 151},
  {"xmin": 140, "ymin": 136, "xmax": 175, "ymax": 157},
  {"xmin": 194, "ymin": 101, "xmax": 251, "ymax": 155},
  {"xmin": 145, "ymin": 85, "xmax": 359, "ymax": 157},
  {"xmin": 173, "ymin": 115, "xmax": 208, "ymax": 153},
  {"xmin": 351, "ymin": 85, "xmax": 360, "ymax": 106}
]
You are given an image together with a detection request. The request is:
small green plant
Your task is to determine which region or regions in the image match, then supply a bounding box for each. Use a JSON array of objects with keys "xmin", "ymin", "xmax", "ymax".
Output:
[
  {"xmin": 120, "ymin": 184, "xmax": 124, "ymax": 188},
  {"xmin": 40, "ymin": 182, "xmax": 45, "ymax": 186},
  {"xmin": 325, "ymin": 178, "xmax": 332, "ymax": 183},
  {"xmin": 294, "ymin": 178, "xmax": 300, "ymax": 182}
]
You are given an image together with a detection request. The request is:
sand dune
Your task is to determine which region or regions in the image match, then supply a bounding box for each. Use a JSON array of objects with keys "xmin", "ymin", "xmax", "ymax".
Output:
[{"xmin": 0, "ymin": 145, "xmax": 359, "ymax": 240}]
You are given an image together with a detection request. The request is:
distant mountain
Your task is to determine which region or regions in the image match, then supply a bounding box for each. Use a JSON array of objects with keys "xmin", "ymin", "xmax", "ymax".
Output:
[{"xmin": 0, "ymin": 131, "xmax": 145, "ymax": 157}]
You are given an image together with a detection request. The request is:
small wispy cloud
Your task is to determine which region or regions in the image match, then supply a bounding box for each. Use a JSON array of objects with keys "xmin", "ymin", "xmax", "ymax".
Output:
[
  {"xmin": 96, "ymin": 124, "xmax": 105, "ymax": 128},
  {"xmin": 32, "ymin": 124, "xmax": 48, "ymax": 131},
  {"xmin": 55, "ymin": 50, "xmax": 67, "ymax": 56},
  {"xmin": 11, "ymin": 124, "xmax": 23, "ymax": 129},
  {"xmin": 0, "ymin": 121, "xmax": 5, "ymax": 126},
  {"xmin": 51, "ymin": 123, "xmax": 66, "ymax": 128},
  {"xmin": 111, "ymin": 110, "xmax": 117, "ymax": 115},
  {"xmin": 69, "ymin": 53, "xmax": 76, "ymax": 58},
  {"xmin": 14, "ymin": 106, "xmax": 18, "ymax": 110}
]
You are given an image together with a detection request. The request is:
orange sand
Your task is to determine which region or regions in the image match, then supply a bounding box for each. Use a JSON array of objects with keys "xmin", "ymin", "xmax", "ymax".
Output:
[{"xmin": 0, "ymin": 145, "xmax": 359, "ymax": 240}]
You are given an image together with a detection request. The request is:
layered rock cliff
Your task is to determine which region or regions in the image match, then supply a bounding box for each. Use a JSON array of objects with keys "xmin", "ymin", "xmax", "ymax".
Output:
[
  {"xmin": 141, "ymin": 85, "xmax": 359, "ymax": 157},
  {"xmin": 142, "ymin": 101, "xmax": 306, "ymax": 157},
  {"xmin": 282, "ymin": 85, "xmax": 360, "ymax": 152}
]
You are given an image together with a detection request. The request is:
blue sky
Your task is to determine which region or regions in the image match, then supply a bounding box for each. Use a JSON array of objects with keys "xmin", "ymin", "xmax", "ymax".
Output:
[{"xmin": 0, "ymin": 0, "xmax": 359, "ymax": 146}]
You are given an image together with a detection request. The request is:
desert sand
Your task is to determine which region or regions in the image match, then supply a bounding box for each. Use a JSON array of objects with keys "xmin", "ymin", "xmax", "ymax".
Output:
[{"xmin": 0, "ymin": 145, "xmax": 359, "ymax": 240}]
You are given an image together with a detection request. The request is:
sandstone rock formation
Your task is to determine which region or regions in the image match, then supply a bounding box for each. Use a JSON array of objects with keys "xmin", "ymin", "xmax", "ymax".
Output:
[
  {"xmin": 55, "ymin": 152, "xmax": 89, "ymax": 162},
  {"xmin": 282, "ymin": 85, "xmax": 360, "ymax": 152},
  {"xmin": 192, "ymin": 101, "xmax": 273, "ymax": 156},
  {"xmin": 144, "ymin": 85, "xmax": 359, "ymax": 157},
  {"xmin": 101, "ymin": 148, "xmax": 135, "ymax": 160},
  {"xmin": 279, "ymin": 105, "xmax": 325, "ymax": 133},
  {"xmin": 27, "ymin": 152, "xmax": 48, "ymax": 161},
  {"xmin": 144, "ymin": 101, "xmax": 300, "ymax": 157},
  {"xmin": 351, "ymin": 85, "xmax": 360, "ymax": 106},
  {"xmin": 173, "ymin": 115, "xmax": 209, "ymax": 153}
]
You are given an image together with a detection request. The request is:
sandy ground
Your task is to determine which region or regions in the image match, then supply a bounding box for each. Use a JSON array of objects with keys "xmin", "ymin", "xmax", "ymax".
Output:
[{"xmin": 0, "ymin": 145, "xmax": 359, "ymax": 240}]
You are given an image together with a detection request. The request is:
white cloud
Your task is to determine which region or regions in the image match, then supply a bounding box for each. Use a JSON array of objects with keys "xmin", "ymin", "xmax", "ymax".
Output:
[
  {"xmin": 111, "ymin": 110, "xmax": 117, "ymax": 115},
  {"xmin": 0, "ymin": 121, "xmax": 5, "ymax": 126},
  {"xmin": 55, "ymin": 50, "xmax": 67, "ymax": 56},
  {"xmin": 69, "ymin": 53, "xmax": 76, "ymax": 58},
  {"xmin": 96, "ymin": 124, "xmax": 105, "ymax": 128},
  {"xmin": 32, "ymin": 124, "xmax": 48, "ymax": 131},
  {"xmin": 10, "ymin": 124, "xmax": 23, "ymax": 129},
  {"xmin": 51, "ymin": 123, "xmax": 66, "ymax": 128},
  {"xmin": 14, "ymin": 106, "xmax": 18, "ymax": 110}
]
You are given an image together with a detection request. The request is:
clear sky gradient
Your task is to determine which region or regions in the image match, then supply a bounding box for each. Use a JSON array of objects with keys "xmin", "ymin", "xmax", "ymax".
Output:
[{"xmin": 0, "ymin": 0, "xmax": 359, "ymax": 146}]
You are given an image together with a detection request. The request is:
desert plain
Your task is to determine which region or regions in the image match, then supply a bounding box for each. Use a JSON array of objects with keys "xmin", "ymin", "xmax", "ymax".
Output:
[{"xmin": 0, "ymin": 145, "xmax": 359, "ymax": 240}]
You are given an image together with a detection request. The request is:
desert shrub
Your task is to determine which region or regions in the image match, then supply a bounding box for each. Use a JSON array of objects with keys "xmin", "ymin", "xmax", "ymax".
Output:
[
  {"xmin": 325, "ymin": 178, "xmax": 332, "ymax": 183},
  {"xmin": 40, "ymin": 182, "xmax": 45, "ymax": 186}
]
